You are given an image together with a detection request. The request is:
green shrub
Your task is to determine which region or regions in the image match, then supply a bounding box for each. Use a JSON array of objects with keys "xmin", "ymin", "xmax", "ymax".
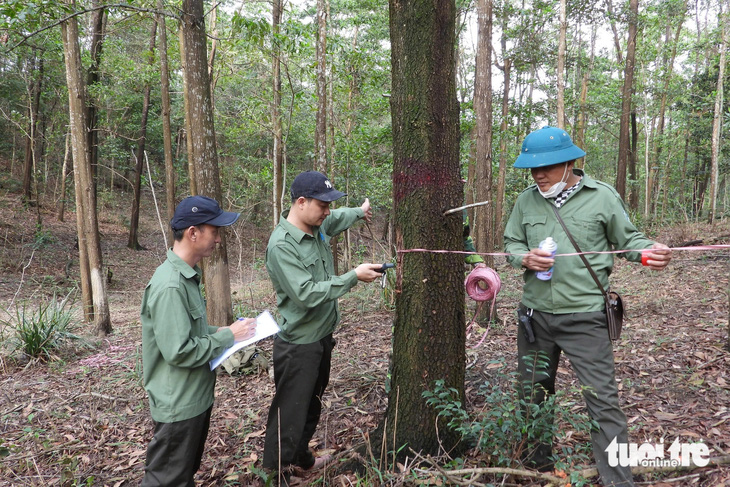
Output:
[
  {"xmin": 4, "ymin": 292, "xmax": 80, "ymax": 360},
  {"xmin": 424, "ymin": 351, "xmax": 596, "ymax": 476}
]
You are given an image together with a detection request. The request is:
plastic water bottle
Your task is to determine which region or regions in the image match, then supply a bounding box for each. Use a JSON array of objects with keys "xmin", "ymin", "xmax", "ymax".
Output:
[{"xmin": 536, "ymin": 237, "xmax": 557, "ymax": 281}]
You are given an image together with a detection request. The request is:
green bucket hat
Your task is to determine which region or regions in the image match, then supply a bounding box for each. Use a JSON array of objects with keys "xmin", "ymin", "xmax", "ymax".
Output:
[{"xmin": 514, "ymin": 126, "xmax": 586, "ymax": 168}]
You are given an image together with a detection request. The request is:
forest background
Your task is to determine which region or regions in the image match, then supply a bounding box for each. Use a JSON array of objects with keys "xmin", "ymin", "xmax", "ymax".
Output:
[{"xmin": 0, "ymin": 0, "xmax": 729, "ymax": 485}]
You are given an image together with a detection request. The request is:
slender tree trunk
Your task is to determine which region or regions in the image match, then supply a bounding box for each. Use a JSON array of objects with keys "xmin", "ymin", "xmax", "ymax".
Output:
[
  {"xmin": 86, "ymin": 1, "xmax": 105, "ymax": 195},
  {"xmin": 648, "ymin": 11, "xmax": 685, "ymax": 217},
  {"xmin": 182, "ymin": 0, "xmax": 234, "ymax": 327},
  {"xmin": 157, "ymin": 0, "xmax": 175, "ymax": 242},
  {"xmin": 605, "ymin": 0, "xmax": 624, "ymax": 65},
  {"xmin": 616, "ymin": 0, "xmax": 638, "ymax": 199},
  {"xmin": 22, "ymin": 53, "xmax": 42, "ymax": 203},
  {"xmin": 556, "ymin": 0, "xmax": 566, "ymax": 128},
  {"xmin": 327, "ymin": 2, "xmax": 340, "ymax": 275},
  {"xmin": 495, "ymin": 8, "xmax": 511, "ymax": 245},
  {"xmin": 575, "ymin": 25, "xmax": 596, "ymax": 162},
  {"xmin": 272, "ymin": 0, "xmax": 284, "ymax": 227},
  {"xmin": 473, "ymin": 0, "xmax": 493, "ymax": 269},
  {"xmin": 384, "ymin": 0, "xmax": 465, "ymax": 458},
  {"xmin": 707, "ymin": 7, "xmax": 726, "ymax": 223},
  {"xmin": 314, "ymin": 0, "xmax": 328, "ymax": 171},
  {"xmin": 179, "ymin": 25, "xmax": 196, "ymax": 196},
  {"xmin": 128, "ymin": 19, "xmax": 157, "ymax": 250},
  {"xmin": 57, "ymin": 132, "xmax": 70, "ymax": 221},
  {"xmin": 628, "ymin": 110, "xmax": 639, "ymax": 210},
  {"xmin": 208, "ymin": 4, "xmax": 217, "ymax": 84},
  {"xmin": 61, "ymin": 6, "xmax": 111, "ymax": 335}
]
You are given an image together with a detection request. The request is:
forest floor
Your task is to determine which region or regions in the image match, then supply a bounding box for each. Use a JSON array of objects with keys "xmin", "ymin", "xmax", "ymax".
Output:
[{"xmin": 0, "ymin": 178, "xmax": 729, "ymax": 487}]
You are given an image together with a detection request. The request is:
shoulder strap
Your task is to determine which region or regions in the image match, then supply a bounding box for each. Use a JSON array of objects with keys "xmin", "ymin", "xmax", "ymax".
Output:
[{"xmin": 551, "ymin": 204, "xmax": 608, "ymax": 297}]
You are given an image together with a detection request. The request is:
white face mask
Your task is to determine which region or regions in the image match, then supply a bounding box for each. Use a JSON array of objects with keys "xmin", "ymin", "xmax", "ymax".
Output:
[{"xmin": 538, "ymin": 164, "xmax": 569, "ymax": 198}]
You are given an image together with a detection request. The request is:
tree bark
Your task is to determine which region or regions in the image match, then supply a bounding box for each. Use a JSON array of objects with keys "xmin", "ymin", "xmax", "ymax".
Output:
[
  {"xmin": 647, "ymin": 10, "xmax": 685, "ymax": 218},
  {"xmin": 314, "ymin": 0, "xmax": 328, "ymax": 172},
  {"xmin": 182, "ymin": 0, "xmax": 234, "ymax": 327},
  {"xmin": 128, "ymin": 18, "xmax": 157, "ymax": 250},
  {"xmin": 272, "ymin": 0, "xmax": 284, "ymax": 227},
  {"xmin": 556, "ymin": 0, "xmax": 566, "ymax": 128},
  {"xmin": 616, "ymin": 0, "xmax": 638, "ymax": 200},
  {"xmin": 179, "ymin": 24, "xmax": 196, "ymax": 196},
  {"xmin": 22, "ymin": 53, "xmax": 42, "ymax": 204},
  {"xmin": 575, "ymin": 25, "xmax": 596, "ymax": 161},
  {"xmin": 385, "ymin": 0, "xmax": 465, "ymax": 458},
  {"xmin": 496, "ymin": 60, "xmax": 510, "ymax": 247},
  {"xmin": 707, "ymin": 6, "xmax": 726, "ymax": 224},
  {"xmin": 473, "ymin": 0, "xmax": 494, "ymax": 269},
  {"xmin": 86, "ymin": 0, "xmax": 105, "ymax": 195},
  {"xmin": 628, "ymin": 110, "xmax": 638, "ymax": 210},
  {"xmin": 57, "ymin": 132, "xmax": 70, "ymax": 221},
  {"xmin": 61, "ymin": 4, "xmax": 111, "ymax": 335},
  {"xmin": 157, "ymin": 0, "xmax": 176, "ymax": 242}
]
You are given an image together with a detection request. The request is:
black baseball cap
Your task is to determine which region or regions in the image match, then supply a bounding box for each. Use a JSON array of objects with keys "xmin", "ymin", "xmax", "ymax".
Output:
[
  {"xmin": 290, "ymin": 171, "xmax": 346, "ymax": 202},
  {"xmin": 170, "ymin": 195, "xmax": 240, "ymax": 230}
]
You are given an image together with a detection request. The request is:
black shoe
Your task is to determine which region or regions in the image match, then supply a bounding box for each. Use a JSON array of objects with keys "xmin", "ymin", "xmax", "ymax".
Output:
[{"xmin": 521, "ymin": 443, "xmax": 555, "ymax": 472}]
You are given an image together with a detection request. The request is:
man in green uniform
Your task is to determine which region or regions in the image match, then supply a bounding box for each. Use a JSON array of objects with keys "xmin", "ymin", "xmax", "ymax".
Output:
[
  {"xmin": 141, "ymin": 195, "xmax": 257, "ymax": 487},
  {"xmin": 504, "ymin": 127, "xmax": 672, "ymax": 486},
  {"xmin": 263, "ymin": 171, "xmax": 382, "ymax": 485}
]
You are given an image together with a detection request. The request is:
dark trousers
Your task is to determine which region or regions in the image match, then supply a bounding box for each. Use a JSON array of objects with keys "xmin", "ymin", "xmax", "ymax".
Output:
[
  {"xmin": 517, "ymin": 308, "xmax": 634, "ymax": 487},
  {"xmin": 263, "ymin": 334, "xmax": 334, "ymax": 471},
  {"xmin": 141, "ymin": 406, "xmax": 213, "ymax": 487}
]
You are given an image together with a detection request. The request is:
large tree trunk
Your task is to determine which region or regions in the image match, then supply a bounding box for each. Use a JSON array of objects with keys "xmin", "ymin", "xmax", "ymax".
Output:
[
  {"xmin": 182, "ymin": 0, "xmax": 234, "ymax": 327},
  {"xmin": 473, "ymin": 0, "xmax": 494, "ymax": 268},
  {"xmin": 128, "ymin": 18, "xmax": 157, "ymax": 250},
  {"xmin": 616, "ymin": 0, "xmax": 638, "ymax": 199},
  {"xmin": 314, "ymin": 0, "xmax": 328, "ymax": 172},
  {"xmin": 157, "ymin": 0, "xmax": 176, "ymax": 243},
  {"xmin": 385, "ymin": 0, "xmax": 465, "ymax": 458},
  {"xmin": 272, "ymin": 0, "xmax": 284, "ymax": 227},
  {"xmin": 61, "ymin": 6, "xmax": 111, "ymax": 335},
  {"xmin": 707, "ymin": 7, "xmax": 726, "ymax": 224}
]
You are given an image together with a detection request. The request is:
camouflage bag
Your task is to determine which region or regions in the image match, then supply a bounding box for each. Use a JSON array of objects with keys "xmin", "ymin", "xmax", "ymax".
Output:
[{"xmin": 218, "ymin": 345, "xmax": 269, "ymax": 376}]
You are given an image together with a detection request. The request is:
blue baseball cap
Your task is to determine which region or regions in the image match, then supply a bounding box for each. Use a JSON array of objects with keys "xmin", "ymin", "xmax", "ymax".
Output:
[
  {"xmin": 290, "ymin": 171, "xmax": 346, "ymax": 202},
  {"xmin": 514, "ymin": 126, "xmax": 586, "ymax": 168},
  {"xmin": 170, "ymin": 196, "xmax": 240, "ymax": 230}
]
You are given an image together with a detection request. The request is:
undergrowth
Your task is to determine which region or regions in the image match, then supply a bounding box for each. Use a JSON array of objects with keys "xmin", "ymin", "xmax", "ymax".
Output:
[
  {"xmin": 423, "ymin": 351, "xmax": 597, "ymax": 485},
  {"xmin": 1, "ymin": 291, "xmax": 81, "ymax": 361}
]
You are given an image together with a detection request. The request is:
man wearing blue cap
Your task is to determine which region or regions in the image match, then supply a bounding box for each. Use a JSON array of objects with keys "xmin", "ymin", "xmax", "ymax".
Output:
[
  {"xmin": 504, "ymin": 127, "xmax": 672, "ymax": 486},
  {"xmin": 262, "ymin": 171, "xmax": 383, "ymax": 485},
  {"xmin": 141, "ymin": 195, "xmax": 257, "ymax": 486}
]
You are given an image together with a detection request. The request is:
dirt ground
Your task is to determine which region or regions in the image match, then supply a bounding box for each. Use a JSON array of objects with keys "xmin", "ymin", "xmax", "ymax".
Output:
[{"xmin": 0, "ymin": 183, "xmax": 729, "ymax": 487}]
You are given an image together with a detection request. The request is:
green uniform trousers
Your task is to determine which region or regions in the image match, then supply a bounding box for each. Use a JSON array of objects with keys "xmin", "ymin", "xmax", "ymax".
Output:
[
  {"xmin": 141, "ymin": 405, "xmax": 212, "ymax": 487},
  {"xmin": 517, "ymin": 307, "xmax": 634, "ymax": 487},
  {"xmin": 263, "ymin": 334, "xmax": 335, "ymax": 472}
]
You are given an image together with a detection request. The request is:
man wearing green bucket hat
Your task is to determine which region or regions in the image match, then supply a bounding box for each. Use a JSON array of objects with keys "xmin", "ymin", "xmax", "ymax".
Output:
[{"xmin": 504, "ymin": 126, "xmax": 672, "ymax": 486}]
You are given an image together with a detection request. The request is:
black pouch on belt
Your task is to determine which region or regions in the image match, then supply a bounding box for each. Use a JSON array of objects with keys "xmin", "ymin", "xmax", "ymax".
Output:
[{"xmin": 517, "ymin": 305, "xmax": 535, "ymax": 343}]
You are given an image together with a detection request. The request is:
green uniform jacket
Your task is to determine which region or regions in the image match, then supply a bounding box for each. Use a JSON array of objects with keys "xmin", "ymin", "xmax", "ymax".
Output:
[
  {"xmin": 141, "ymin": 250, "xmax": 234, "ymax": 423},
  {"xmin": 504, "ymin": 169, "xmax": 655, "ymax": 314},
  {"xmin": 266, "ymin": 207, "xmax": 365, "ymax": 344}
]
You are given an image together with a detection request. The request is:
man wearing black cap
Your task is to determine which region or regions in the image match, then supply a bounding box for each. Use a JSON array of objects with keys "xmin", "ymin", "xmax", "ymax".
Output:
[
  {"xmin": 141, "ymin": 195, "xmax": 257, "ymax": 486},
  {"xmin": 262, "ymin": 171, "xmax": 383, "ymax": 484}
]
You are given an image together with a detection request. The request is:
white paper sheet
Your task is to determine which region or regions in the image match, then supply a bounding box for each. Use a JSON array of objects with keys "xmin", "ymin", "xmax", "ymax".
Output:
[{"xmin": 209, "ymin": 310, "xmax": 280, "ymax": 370}]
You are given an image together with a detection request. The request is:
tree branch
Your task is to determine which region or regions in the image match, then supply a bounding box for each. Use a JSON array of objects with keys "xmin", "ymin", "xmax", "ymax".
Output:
[{"xmin": 7, "ymin": 3, "xmax": 180, "ymax": 51}]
